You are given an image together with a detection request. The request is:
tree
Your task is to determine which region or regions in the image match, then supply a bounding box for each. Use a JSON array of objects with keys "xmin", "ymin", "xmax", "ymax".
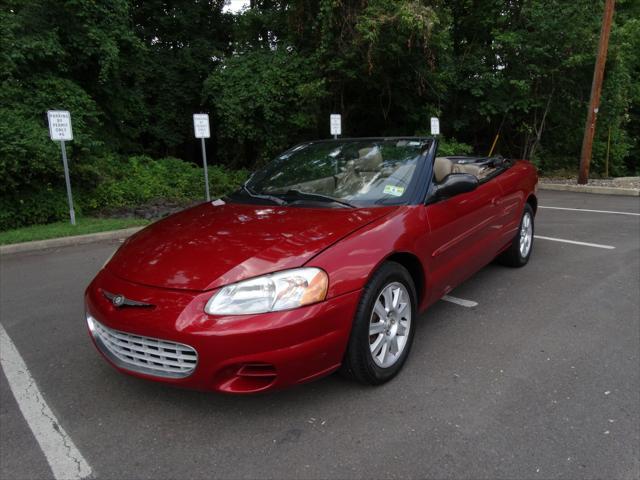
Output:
[
  {"xmin": 0, "ymin": 0, "xmax": 137, "ymax": 194},
  {"xmin": 130, "ymin": 0, "xmax": 232, "ymax": 157},
  {"xmin": 205, "ymin": 0, "xmax": 453, "ymax": 165}
]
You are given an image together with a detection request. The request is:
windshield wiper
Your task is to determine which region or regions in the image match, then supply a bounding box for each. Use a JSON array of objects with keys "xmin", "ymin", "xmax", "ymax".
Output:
[
  {"xmin": 240, "ymin": 184, "xmax": 287, "ymax": 206},
  {"xmin": 284, "ymin": 189, "xmax": 356, "ymax": 209}
]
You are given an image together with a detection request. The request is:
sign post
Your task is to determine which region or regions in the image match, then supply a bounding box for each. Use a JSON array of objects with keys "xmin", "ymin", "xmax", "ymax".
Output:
[
  {"xmin": 193, "ymin": 113, "xmax": 211, "ymax": 201},
  {"xmin": 330, "ymin": 114, "xmax": 342, "ymax": 139},
  {"xmin": 47, "ymin": 110, "xmax": 76, "ymax": 225}
]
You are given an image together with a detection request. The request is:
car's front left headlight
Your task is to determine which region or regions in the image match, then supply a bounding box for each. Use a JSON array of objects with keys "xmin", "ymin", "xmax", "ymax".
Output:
[{"xmin": 204, "ymin": 267, "xmax": 328, "ymax": 315}]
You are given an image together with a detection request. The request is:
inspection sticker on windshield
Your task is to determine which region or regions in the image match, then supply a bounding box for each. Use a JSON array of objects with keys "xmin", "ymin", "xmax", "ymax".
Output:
[{"xmin": 383, "ymin": 185, "xmax": 405, "ymax": 196}]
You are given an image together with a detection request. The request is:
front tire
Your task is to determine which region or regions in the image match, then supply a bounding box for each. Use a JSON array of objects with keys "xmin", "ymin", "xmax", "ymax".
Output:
[
  {"xmin": 497, "ymin": 203, "xmax": 534, "ymax": 267},
  {"xmin": 340, "ymin": 262, "xmax": 417, "ymax": 385}
]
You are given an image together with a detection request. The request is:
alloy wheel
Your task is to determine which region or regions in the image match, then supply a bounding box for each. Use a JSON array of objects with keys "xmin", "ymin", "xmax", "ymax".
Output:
[
  {"xmin": 369, "ymin": 282, "xmax": 412, "ymax": 368},
  {"xmin": 519, "ymin": 212, "xmax": 533, "ymax": 257}
]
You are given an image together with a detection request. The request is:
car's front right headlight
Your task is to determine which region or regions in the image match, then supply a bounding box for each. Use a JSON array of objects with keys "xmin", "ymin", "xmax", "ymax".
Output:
[{"xmin": 204, "ymin": 267, "xmax": 328, "ymax": 315}]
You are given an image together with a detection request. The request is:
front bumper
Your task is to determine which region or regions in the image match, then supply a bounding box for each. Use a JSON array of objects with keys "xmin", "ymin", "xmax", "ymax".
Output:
[{"xmin": 85, "ymin": 269, "xmax": 361, "ymax": 393}]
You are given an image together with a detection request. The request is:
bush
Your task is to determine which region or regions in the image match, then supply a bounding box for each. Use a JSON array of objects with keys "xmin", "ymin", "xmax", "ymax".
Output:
[
  {"xmin": 203, "ymin": 49, "xmax": 327, "ymax": 168},
  {"xmin": 0, "ymin": 186, "xmax": 74, "ymax": 230},
  {"xmin": 434, "ymin": 137, "xmax": 474, "ymax": 156},
  {"xmin": 0, "ymin": 155, "xmax": 247, "ymax": 231},
  {"xmin": 85, "ymin": 156, "xmax": 246, "ymax": 211},
  {"xmin": 0, "ymin": 77, "xmax": 105, "ymax": 196}
]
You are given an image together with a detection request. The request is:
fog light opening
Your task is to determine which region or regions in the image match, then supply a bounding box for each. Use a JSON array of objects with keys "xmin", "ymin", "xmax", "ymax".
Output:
[
  {"xmin": 213, "ymin": 363, "xmax": 278, "ymax": 393},
  {"xmin": 236, "ymin": 363, "xmax": 277, "ymax": 378}
]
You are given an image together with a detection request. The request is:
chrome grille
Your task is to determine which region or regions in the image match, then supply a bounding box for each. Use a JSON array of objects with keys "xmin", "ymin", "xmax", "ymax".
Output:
[{"xmin": 87, "ymin": 315, "xmax": 197, "ymax": 378}]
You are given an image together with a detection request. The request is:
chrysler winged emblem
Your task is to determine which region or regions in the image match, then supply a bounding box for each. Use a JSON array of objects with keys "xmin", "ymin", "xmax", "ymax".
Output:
[{"xmin": 102, "ymin": 290, "xmax": 154, "ymax": 308}]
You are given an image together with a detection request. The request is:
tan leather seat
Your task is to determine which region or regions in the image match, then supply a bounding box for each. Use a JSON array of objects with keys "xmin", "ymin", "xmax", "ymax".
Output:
[
  {"xmin": 434, "ymin": 157, "xmax": 494, "ymax": 183},
  {"xmin": 433, "ymin": 157, "xmax": 453, "ymax": 183},
  {"xmin": 453, "ymin": 163, "xmax": 482, "ymax": 177},
  {"xmin": 288, "ymin": 176, "xmax": 336, "ymax": 195},
  {"xmin": 356, "ymin": 147, "xmax": 383, "ymax": 171},
  {"xmin": 334, "ymin": 148, "xmax": 383, "ymax": 196},
  {"xmin": 453, "ymin": 163, "xmax": 493, "ymax": 180}
]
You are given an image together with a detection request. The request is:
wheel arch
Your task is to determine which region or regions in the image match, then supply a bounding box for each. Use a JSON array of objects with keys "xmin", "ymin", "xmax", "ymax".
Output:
[
  {"xmin": 384, "ymin": 252, "xmax": 426, "ymax": 307},
  {"xmin": 526, "ymin": 194, "xmax": 538, "ymax": 215}
]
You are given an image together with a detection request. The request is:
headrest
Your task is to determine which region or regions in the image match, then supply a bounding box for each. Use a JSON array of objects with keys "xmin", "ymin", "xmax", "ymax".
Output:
[{"xmin": 356, "ymin": 147, "xmax": 383, "ymax": 171}]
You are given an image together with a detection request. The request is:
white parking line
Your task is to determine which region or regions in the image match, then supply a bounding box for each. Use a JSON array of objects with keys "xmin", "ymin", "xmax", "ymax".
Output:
[
  {"xmin": 0, "ymin": 323, "xmax": 92, "ymax": 480},
  {"xmin": 534, "ymin": 235, "xmax": 615, "ymax": 250},
  {"xmin": 442, "ymin": 295, "xmax": 479, "ymax": 308},
  {"xmin": 539, "ymin": 206, "xmax": 640, "ymax": 217}
]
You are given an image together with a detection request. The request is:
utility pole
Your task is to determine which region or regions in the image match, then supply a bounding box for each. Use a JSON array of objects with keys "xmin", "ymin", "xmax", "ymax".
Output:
[{"xmin": 578, "ymin": 0, "xmax": 615, "ymax": 184}]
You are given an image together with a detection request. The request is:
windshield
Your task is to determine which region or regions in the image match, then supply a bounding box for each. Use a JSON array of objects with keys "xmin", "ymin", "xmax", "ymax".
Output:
[{"xmin": 243, "ymin": 138, "xmax": 431, "ymax": 206}]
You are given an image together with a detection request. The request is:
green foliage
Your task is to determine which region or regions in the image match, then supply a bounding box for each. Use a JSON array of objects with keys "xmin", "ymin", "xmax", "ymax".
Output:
[
  {"xmin": 0, "ymin": 186, "xmax": 73, "ymax": 231},
  {"xmin": 129, "ymin": 0, "xmax": 231, "ymax": 154},
  {"xmin": 0, "ymin": 155, "xmax": 246, "ymax": 230},
  {"xmin": 309, "ymin": 0, "xmax": 451, "ymax": 138},
  {"xmin": 445, "ymin": 0, "xmax": 639, "ymax": 174},
  {"xmin": 86, "ymin": 156, "xmax": 246, "ymax": 210},
  {"xmin": 209, "ymin": 0, "xmax": 637, "ymax": 174},
  {"xmin": 1, "ymin": 0, "xmax": 241, "ymax": 230},
  {"xmin": 1, "ymin": 0, "xmax": 638, "ymax": 231},
  {"xmin": 204, "ymin": 48, "xmax": 326, "ymax": 167},
  {"xmin": 435, "ymin": 138, "xmax": 474, "ymax": 157},
  {"xmin": 594, "ymin": 6, "xmax": 640, "ymax": 176},
  {"xmin": 0, "ymin": 78, "xmax": 103, "ymax": 194}
]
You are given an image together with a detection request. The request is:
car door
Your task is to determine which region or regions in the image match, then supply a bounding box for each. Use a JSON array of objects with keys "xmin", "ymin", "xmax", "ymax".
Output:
[{"xmin": 424, "ymin": 177, "xmax": 503, "ymax": 304}]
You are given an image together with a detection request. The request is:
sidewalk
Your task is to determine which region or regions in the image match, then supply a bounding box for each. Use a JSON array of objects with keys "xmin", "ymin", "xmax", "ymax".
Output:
[{"xmin": 539, "ymin": 176, "xmax": 640, "ymax": 196}]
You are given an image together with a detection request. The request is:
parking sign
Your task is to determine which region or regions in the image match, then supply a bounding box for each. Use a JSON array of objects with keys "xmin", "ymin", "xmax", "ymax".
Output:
[
  {"xmin": 330, "ymin": 114, "xmax": 342, "ymax": 136},
  {"xmin": 46, "ymin": 110, "xmax": 76, "ymax": 224},
  {"xmin": 47, "ymin": 110, "xmax": 73, "ymax": 141},
  {"xmin": 430, "ymin": 117, "xmax": 440, "ymax": 136},
  {"xmin": 193, "ymin": 114, "xmax": 210, "ymax": 139}
]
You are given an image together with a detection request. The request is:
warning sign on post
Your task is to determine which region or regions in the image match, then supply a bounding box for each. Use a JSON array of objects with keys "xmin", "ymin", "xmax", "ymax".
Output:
[
  {"xmin": 47, "ymin": 110, "xmax": 73, "ymax": 141},
  {"xmin": 193, "ymin": 114, "xmax": 210, "ymax": 139}
]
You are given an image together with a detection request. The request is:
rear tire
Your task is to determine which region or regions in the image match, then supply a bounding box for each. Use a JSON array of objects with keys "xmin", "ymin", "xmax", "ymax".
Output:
[
  {"xmin": 340, "ymin": 262, "xmax": 417, "ymax": 385},
  {"xmin": 497, "ymin": 203, "xmax": 534, "ymax": 267}
]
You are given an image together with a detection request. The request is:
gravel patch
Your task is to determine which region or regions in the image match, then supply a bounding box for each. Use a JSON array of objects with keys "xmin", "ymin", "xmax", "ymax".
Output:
[
  {"xmin": 541, "ymin": 176, "xmax": 640, "ymax": 189},
  {"xmin": 98, "ymin": 199, "xmax": 201, "ymax": 220}
]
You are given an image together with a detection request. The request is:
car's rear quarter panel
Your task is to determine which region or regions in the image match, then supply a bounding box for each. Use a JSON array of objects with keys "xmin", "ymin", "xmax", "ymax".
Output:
[{"xmin": 495, "ymin": 160, "xmax": 539, "ymax": 247}]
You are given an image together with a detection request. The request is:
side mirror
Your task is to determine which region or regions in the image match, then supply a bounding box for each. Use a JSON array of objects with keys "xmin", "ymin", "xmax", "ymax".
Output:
[{"xmin": 432, "ymin": 173, "xmax": 478, "ymax": 201}]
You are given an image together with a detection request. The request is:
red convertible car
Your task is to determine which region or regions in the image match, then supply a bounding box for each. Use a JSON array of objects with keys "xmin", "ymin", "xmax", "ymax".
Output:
[{"xmin": 86, "ymin": 137, "xmax": 538, "ymax": 393}]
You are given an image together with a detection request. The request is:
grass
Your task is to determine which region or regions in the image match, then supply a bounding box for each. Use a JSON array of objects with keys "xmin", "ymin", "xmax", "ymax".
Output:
[{"xmin": 0, "ymin": 217, "xmax": 150, "ymax": 245}]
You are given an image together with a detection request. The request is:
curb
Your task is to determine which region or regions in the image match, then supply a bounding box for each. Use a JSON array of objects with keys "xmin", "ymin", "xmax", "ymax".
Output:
[
  {"xmin": 0, "ymin": 226, "xmax": 145, "ymax": 256},
  {"xmin": 538, "ymin": 183, "xmax": 640, "ymax": 197}
]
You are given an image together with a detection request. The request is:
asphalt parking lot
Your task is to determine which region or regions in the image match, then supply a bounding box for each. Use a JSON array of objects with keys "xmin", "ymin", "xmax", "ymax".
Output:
[{"xmin": 1, "ymin": 190, "xmax": 639, "ymax": 480}]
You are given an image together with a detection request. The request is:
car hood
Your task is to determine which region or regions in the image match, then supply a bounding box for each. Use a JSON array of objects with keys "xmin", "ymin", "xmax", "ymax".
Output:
[{"xmin": 106, "ymin": 201, "xmax": 395, "ymax": 291}]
